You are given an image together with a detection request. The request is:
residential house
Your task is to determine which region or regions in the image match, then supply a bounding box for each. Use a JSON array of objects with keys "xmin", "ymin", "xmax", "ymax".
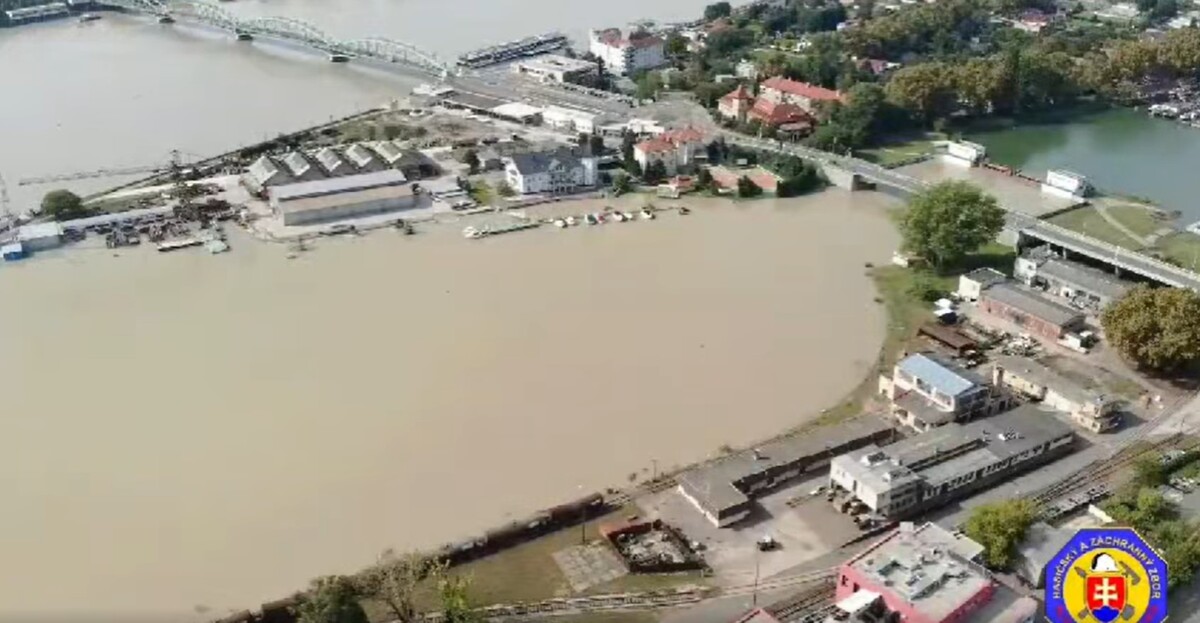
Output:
[
  {"xmin": 735, "ymin": 59, "xmax": 759, "ymax": 80},
  {"xmin": 991, "ymin": 355, "xmax": 1119, "ymax": 433},
  {"xmin": 633, "ymin": 127, "xmax": 705, "ymax": 176},
  {"xmin": 1014, "ymin": 8, "xmax": 1055, "ymax": 33},
  {"xmin": 588, "ymin": 28, "xmax": 666, "ymax": 76},
  {"xmin": 856, "ymin": 58, "xmax": 899, "ymax": 77},
  {"xmin": 747, "ymin": 99, "xmax": 815, "ymax": 133},
  {"xmin": 718, "ymin": 84, "xmax": 755, "ymax": 120},
  {"xmin": 503, "ymin": 147, "xmax": 598, "ymax": 195},
  {"xmin": 978, "ymin": 283, "xmax": 1087, "ymax": 341},
  {"xmin": 759, "ymin": 76, "xmax": 844, "ymax": 114},
  {"xmin": 878, "ymin": 352, "xmax": 1011, "ymax": 433}
]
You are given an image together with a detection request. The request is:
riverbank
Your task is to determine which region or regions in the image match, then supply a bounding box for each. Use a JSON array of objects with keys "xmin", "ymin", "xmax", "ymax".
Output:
[{"xmin": 0, "ymin": 189, "xmax": 899, "ymax": 619}]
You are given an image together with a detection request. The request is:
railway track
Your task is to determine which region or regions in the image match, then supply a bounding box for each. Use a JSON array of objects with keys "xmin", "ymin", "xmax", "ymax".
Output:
[
  {"xmin": 763, "ymin": 583, "xmax": 836, "ymax": 623},
  {"xmin": 1025, "ymin": 392, "xmax": 1198, "ymax": 517}
]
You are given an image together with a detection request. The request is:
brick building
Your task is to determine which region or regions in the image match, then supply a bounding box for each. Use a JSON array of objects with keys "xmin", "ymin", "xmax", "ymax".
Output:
[{"xmin": 978, "ymin": 283, "xmax": 1085, "ymax": 341}]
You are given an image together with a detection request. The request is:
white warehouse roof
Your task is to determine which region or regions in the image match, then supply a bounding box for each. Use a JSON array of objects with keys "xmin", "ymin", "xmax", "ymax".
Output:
[
  {"xmin": 18, "ymin": 222, "xmax": 63, "ymax": 240},
  {"xmin": 269, "ymin": 170, "xmax": 409, "ymax": 203},
  {"xmin": 491, "ymin": 102, "xmax": 543, "ymax": 120}
]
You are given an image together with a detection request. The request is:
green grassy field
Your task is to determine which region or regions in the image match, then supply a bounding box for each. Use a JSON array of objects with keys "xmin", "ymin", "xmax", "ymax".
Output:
[
  {"xmin": 857, "ymin": 137, "xmax": 940, "ymax": 167},
  {"xmin": 1157, "ymin": 232, "xmax": 1200, "ymax": 271},
  {"xmin": 1048, "ymin": 207, "xmax": 1147, "ymax": 250}
]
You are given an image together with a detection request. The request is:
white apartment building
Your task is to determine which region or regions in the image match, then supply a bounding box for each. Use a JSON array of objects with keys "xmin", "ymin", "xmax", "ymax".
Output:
[
  {"xmin": 633, "ymin": 127, "xmax": 705, "ymax": 176},
  {"xmin": 588, "ymin": 28, "xmax": 666, "ymax": 76},
  {"xmin": 504, "ymin": 147, "xmax": 598, "ymax": 195}
]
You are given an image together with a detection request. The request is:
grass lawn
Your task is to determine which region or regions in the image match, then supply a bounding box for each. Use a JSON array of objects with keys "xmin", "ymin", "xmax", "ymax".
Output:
[
  {"xmin": 1157, "ymin": 232, "xmax": 1200, "ymax": 271},
  {"xmin": 1048, "ymin": 207, "xmax": 1146, "ymax": 250},
  {"xmin": 1104, "ymin": 203, "xmax": 1166, "ymax": 239},
  {"xmin": 857, "ymin": 137, "xmax": 939, "ymax": 167},
  {"xmin": 469, "ymin": 181, "xmax": 494, "ymax": 205},
  {"xmin": 360, "ymin": 505, "xmax": 708, "ymax": 622},
  {"xmin": 806, "ymin": 242, "xmax": 1015, "ymax": 428}
]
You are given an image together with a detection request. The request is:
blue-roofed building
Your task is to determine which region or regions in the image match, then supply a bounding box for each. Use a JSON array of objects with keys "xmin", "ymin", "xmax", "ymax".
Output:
[{"xmin": 878, "ymin": 352, "xmax": 1012, "ymax": 433}]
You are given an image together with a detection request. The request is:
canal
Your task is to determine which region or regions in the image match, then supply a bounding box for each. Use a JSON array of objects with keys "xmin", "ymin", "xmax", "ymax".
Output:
[{"xmin": 968, "ymin": 107, "xmax": 1200, "ymax": 224}]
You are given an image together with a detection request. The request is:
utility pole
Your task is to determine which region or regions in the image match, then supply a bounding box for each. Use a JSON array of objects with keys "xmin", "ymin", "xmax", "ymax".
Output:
[{"xmin": 752, "ymin": 550, "xmax": 761, "ymax": 606}]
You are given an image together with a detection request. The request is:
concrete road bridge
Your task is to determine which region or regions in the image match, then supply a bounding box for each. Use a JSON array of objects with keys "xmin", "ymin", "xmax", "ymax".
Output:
[
  {"xmin": 723, "ymin": 132, "xmax": 1200, "ymax": 291},
  {"xmin": 93, "ymin": 0, "xmax": 453, "ymax": 77}
]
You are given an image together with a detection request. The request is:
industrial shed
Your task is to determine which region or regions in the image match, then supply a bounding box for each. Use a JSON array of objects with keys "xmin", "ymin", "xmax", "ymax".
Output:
[{"xmin": 270, "ymin": 170, "xmax": 418, "ymax": 226}]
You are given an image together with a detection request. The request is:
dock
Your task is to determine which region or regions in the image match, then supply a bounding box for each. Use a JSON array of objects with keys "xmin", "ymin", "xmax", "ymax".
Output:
[
  {"xmin": 463, "ymin": 222, "xmax": 540, "ymax": 240},
  {"xmin": 157, "ymin": 238, "xmax": 203, "ymax": 252}
]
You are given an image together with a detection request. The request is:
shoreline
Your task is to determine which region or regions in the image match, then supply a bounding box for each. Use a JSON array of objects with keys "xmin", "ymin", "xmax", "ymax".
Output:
[{"xmin": 0, "ymin": 189, "xmax": 901, "ymax": 618}]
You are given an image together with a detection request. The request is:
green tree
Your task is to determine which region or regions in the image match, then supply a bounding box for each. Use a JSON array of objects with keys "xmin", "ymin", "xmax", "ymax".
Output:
[
  {"xmin": 1151, "ymin": 519, "xmax": 1200, "ymax": 588},
  {"xmin": 588, "ymin": 133, "xmax": 606, "ymax": 156},
  {"xmin": 963, "ymin": 499, "xmax": 1035, "ymax": 569},
  {"xmin": 495, "ymin": 181, "xmax": 515, "ymax": 198},
  {"xmin": 900, "ymin": 181, "xmax": 1005, "ymax": 270},
  {"xmin": 40, "ymin": 189, "xmax": 89, "ymax": 221},
  {"xmin": 295, "ymin": 576, "xmax": 369, "ymax": 623},
  {"xmin": 665, "ymin": 32, "xmax": 690, "ymax": 57},
  {"xmin": 704, "ymin": 1, "xmax": 732, "ymax": 21},
  {"xmin": 736, "ymin": 175, "xmax": 762, "ymax": 198},
  {"xmin": 439, "ymin": 575, "xmax": 477, "ymax": 623},
  {"xmin": 885, "ymin": 63, "xmax": 958, "ymax": 125},
  {"xmin": 1133, "ymin": 455, "xmax": 1168, "ymax": 489},
  {"xmin": 611, "ymin": 171, "xmax": 633, "ymax": 195},
  {"xmin": 1101, "ymin": 286, "xmax": 1200, "ymax": 372},
  {"xmin": 644, "ymin": 160, "xmax": 669, "ymax": 185},
  {"xmin": 635, "ymin": 71, "xmax": 664, "ymax": 100},
  {"xmin": 462, "ymin": 150, "xmax": 480, "ymax": 175},
  {"xmin": 357, "ymin": 552, "xmax": 444, "ymax": 623}
]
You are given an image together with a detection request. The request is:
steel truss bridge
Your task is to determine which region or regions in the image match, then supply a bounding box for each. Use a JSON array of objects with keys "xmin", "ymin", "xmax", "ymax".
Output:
[{"xmin": 94, "ymin": 0, "xmax": 453, "ymax": 77}]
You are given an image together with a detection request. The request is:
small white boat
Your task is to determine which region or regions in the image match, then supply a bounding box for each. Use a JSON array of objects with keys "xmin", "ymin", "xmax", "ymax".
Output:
[
  {"xmin": 554, "ymin": 219, "xmax": 567, "ymax": 228},
  {"xmin": 585, "ymin": 214, "xmax": 599, "ymax": 225},
  {"xmin": 612, "ymin": 212, "xmax": 627, "ymax": 223},
  {"xmin": 622, "ymin": 211, "xmax": 634, "ymax": 221},
  {"xmin": 565, "ymin": 216, "xmax": 577, "ymax": 226},
  {"xmin": 206, "ymin": 239, "xmax": 230, "ymax": 254},
  {"xmin": 641, "ymin": 209, "xmax": 655, "ymax": 220},
  {"xmin": 79, "ymin": 12, "xmax": 101, "ymax": 22},
  {"xmin": 463, "ymin": 226, "xmax": 484, "ymax": 239}
]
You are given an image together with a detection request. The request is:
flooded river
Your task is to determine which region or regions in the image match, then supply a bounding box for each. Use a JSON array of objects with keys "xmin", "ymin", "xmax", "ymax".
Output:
[
  {"xmin": 0, "ymin": 193, "xmax": 898, "ymax": 619},
  {"xmin": 0, "ymin": 0, "xmax": 723, "ymax": 211}
]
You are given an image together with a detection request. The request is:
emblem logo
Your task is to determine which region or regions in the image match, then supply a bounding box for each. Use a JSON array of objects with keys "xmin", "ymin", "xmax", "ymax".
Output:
[{"xmin": 1045, "ymin": 527, "xmax": 1168, "ymax": 623}]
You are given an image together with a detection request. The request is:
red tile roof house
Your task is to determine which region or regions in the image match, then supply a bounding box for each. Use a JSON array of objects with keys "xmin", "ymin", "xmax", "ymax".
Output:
[
  {"xmin": 759, "ymin": 76, "xmax": 845, "ymax": 114},
  {"xmin": 747, "ymin": 98, "xmax": 815, "ymax": 132},
  {"xmin": 717, "ymin": 84, "xmax": 755, "ymax": 121},
  {"xmin": 633, "ymin": 127, "xmax": 705, "ymax": 176}
]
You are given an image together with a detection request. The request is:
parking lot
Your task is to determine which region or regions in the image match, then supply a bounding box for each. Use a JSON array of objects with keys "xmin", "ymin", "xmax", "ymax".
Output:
[{"xmin": 636, "ymin": 473, "xmax": 863, "ymax": 584}]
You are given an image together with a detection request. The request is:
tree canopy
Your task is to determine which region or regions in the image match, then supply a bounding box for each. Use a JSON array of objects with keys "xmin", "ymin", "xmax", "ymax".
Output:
[
  {"xmin": 1101, "ymin": 285, "xmax": 1200, "ymax": 372},
  {"xmin": 357, "ymin": 552, "xmax": 443, "ymax": 623},
  {"xmin": 963, "ymin": 499, "xmax": 1035, "ymax": 569},
  {"xmin": 295, "ymin": 576, "xmax": 370, "ymax": 623},
  {"xmin": 900, "ymin": 181, "xmax": 1005, "ymax": 270},
  {"xmin": 40, "ymin": 189, "xmax": 89, "ymax": 221}
]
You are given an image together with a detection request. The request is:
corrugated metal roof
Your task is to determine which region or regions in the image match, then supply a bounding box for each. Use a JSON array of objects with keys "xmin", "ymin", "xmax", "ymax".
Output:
[
  {"xmin": 983, "ymin": 283, "xmax": 1083, "ymax": 327},
  {"xmin": 270, "ymin": 170, "xmax": 409, "ymax": 203},
  {"xmin": 18, "ymin": 222, "xmax": 63, "ymax": 240},
  {"xmin": 1039, "ymin": 259, "xmax": 1130, "ymax": 301},
  {"xmin": 897, "ymin": 353, "xmax": 983, "ymax": 397}
]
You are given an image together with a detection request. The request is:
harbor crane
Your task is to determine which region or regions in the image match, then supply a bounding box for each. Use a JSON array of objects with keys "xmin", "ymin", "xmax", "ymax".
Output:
[{"xmin": 17, "ymin": 151, "xmax": 195, "ymax": 186}]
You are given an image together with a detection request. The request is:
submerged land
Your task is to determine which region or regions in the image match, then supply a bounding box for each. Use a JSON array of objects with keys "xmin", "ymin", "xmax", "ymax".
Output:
[{"xmin": 0, "ymin": 192, "xmax": 899, "ymax": 616}]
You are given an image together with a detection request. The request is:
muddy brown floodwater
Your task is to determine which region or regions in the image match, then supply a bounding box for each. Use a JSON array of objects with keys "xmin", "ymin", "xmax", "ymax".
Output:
[{"xmin": 0, "ymin": 191, "xmax": 898, "ymax": 620}]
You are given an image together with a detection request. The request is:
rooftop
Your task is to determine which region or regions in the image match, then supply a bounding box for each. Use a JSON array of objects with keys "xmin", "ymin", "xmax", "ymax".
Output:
[
  {"xmin": 719, "ymin": 84, "xmax": 754, "ymax": 103},
  {"xmin": 1014, "ymin": 521, "xmax": 1073, "ymax": 587},
  {"xmin": 962, "ymin": 267, "xmax": 1008, "ymax": 288},
  {"xmin": 247, "ymin": 155, "xmax": 283, "ymax": 186},
  {"xmin": 982, "ymin": 283, "xmax": 1084, "ymax": 327},
  {"xmin": 761, "ymin": 76, "xmax": 844, "ymax": 102},
  {"xmin": 277, "ymin": 183, "xmax": 416, "ymax": 216},
  {"xmin": 270, "ymin": 169, "xmax": 409, "ymax": 203},
  {"xmin": 492, "ymin": 102, "xmax": 544, "ymax": 121},
  {"xmin": 18, "ymin": 222, "xmax": 63, "ymax": 240},
  {"xmin": 344, "ymin": 144, "xmax": 377, "ymax": 169},
  {"xmin": 749, "ymin": 98, "xmax": 812, "ymax": 126},
  {"xmin": 834, "ymin": 405, "xmax": 1074, "ymax": 494},
  {"xmin": 1038, "ymin": 258, "xmax": 1131, "ymax": 301},
  {"xmin": 679, "ymin": 418, "xmax": 894, "ymax": 513},
  {"xmin": 991, "ymin": 355, "xmax": 1112, "ymax": 410},
  {"xmin": 315, "ymin": 148, "xmax": 347, "ymax": 175},
  {"xmin": 850, "ymin": 522, "xmax": 992, "ymax": 621},
  {"xmin": 516, "ymin": 54, "xmax": 597, "ymax": 73},
  {"xmin": 896, "ymin": 352, "xmax": 987, "ymax": 398},
  {"xmin": 370, "ymin": 141, "xmax": 405, "ymax": 165},
  {"xmin": 507, "ymin": 147, "xmax": 584, "ymax": 176},
  {"xmin": 281, "ymin": 152, "xmax": 314, "ymax": 178}
]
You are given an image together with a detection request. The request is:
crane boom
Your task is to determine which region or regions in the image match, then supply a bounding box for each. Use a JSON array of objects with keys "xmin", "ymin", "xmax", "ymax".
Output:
[{"xmin": 18, "ymin": 164, "xmax": 171, "ymax": 186}]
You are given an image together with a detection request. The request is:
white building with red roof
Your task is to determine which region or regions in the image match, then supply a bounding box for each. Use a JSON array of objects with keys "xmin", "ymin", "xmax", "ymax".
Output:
[
  {"xmin": 633, "ymin": 127, "xmax": 705, "ymax": 176},
  {"xmin": 760, "ymin": 76, "xmax": 844, "ymax": 114},
  {"xmin": 718, "ymin": 84, "xmax": 755, "ymax": 120},
  {"xmin": 588, "ymin": 28, "xmax": 667, "ymax": 76}
]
